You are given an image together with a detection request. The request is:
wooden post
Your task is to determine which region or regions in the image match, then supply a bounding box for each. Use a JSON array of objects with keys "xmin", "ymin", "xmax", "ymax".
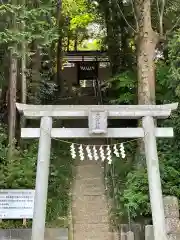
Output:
[
  {"xmin": 142, "ymin": 116, "xmax": 167, "ymax": 240},
  {"xmin": 31, "ymin": 117, "xmax": 52, "ymax": 240}
]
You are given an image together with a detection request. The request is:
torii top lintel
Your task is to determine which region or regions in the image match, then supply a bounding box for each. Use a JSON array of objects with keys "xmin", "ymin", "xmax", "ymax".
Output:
[{"xmin": 16, "ymin": 103, "xmax": 178, "ymax": 120}]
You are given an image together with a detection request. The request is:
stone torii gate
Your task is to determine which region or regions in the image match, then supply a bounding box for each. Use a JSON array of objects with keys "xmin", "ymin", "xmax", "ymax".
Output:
[{"xmin": 16, "ymin": 102, "xmax": 178, "ymax": 240}]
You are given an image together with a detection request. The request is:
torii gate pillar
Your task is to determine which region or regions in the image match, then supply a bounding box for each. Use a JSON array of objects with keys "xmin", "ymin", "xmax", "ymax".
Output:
[
  {"xmin": 31, "ymin": 117, "xmax": 52, "ymax": 240},
  {"xmin": 143, "ymin": 116, "xmax": 166, "ymax": 240},
  {"xmin": 16, "ymin": 103, "xmax": 178, "ymax": 240}
]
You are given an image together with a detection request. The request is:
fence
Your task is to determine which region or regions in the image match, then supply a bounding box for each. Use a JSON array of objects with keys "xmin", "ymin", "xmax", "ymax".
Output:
[
  {"xmin": 116, "ymin": 196, "xmax": 180, "ymax": 240},
  {"xmin": 0, "ymin": 228, "xmax": 68, "ymax": 240},
  {"xmin": 119, "ymin": 223, "xmax": 145, "ymax": 240}
]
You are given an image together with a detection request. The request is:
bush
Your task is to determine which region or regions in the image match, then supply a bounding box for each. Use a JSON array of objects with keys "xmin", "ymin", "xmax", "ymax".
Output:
[{"xmin": 0, "ymin": 125, "xmax": 73, "ymax": 228}]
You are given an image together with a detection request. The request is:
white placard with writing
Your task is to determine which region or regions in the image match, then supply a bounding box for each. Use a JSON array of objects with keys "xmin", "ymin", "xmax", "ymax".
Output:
[
  {"xmin": 0, "ymin": 189, "xmax": 35, "ymax": 219},
  {"xmin": 88, "ymin": 110, "xmax": 108, "ymax": 134}
]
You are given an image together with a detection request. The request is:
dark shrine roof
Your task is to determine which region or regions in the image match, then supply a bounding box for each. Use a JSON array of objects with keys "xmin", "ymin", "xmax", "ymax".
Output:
[
  {"xmin": 64, "ymin": 51, "xmax": 109, "ymax": 62},
  {"xmin": 65, "ymin": 51, "xmax": 107, "ymax": 56}
]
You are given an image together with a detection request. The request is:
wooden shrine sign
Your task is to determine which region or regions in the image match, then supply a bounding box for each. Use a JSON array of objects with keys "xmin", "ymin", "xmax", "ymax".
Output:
[{"xmin": 16, "ymin": 102, "xmax": 178, "ymax": 240}]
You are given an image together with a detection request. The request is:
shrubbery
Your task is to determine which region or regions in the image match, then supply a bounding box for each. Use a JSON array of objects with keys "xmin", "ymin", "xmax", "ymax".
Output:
[
  {"xmin": 106, "ymin": 34, "xmax": 180, "ymax": 220},
  {"xmin": 0, "ymin": 125, "xmax": 73, "ymax": 228}
]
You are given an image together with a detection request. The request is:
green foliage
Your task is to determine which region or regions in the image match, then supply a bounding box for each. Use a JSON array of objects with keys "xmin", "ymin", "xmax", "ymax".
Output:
[
  {"xmin": 122, "ymin": 168, "xmax": 150, "ymax": 218},
  {"xmin": 103, "ymin": 71, "xmax": 137, "ymax": 104},
  {"xmin": 106, "ymin": 56, "xmax": 180, "ymax": 220},
  {"xmin": 46, "ymin": 140, "xmax": 73, "ymax": 226},
  {"xmin": 108, "ymin": 138, "xmax": 180, "ymax": 220},
  {"xmin": 0, "ymin": 0, "xmax": 98, "ymax": 53},
  {"xmin": 0, "ymin": 3, "xmax": 58, "ymax": 47},
  {"xmin": 168, "ymin": 29, "xmax": 180, "ymax": 98},
  {"xmin": 0, "ymin": 125, "xmax": 73, "ymax": 228},
  {"xmin": 117, "ymin": 136, "xmax": 180, "ymax": 219},
  {"xmin": 0, "ymin": 144, "xmax": 36, "ymax": 189},
  {"xmin": 79, "ymin": 39, "xmax": 102, "ymax": 50},
  {"xmin": 155, "ymin": 61, "xmax": 171, "ymax": 102},
  {"xmin": 70, "ymin": 13, "xmax": 94, "ymax": 30}
]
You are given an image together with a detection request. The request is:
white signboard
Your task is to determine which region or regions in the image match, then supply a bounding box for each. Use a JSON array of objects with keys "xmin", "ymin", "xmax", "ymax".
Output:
[
  {"xmin": 0, "ymin": 189, "xmax": 35, "ymax": 219},
  {"xmin": 88, "ymin": 110, "xmax": 108, "ymax": 134}
]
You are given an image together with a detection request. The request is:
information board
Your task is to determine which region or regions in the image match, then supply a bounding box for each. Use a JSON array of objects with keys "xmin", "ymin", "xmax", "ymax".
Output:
[{"xmin": 0, "ymin": 189, "xmax": 35, "ymax": 219}]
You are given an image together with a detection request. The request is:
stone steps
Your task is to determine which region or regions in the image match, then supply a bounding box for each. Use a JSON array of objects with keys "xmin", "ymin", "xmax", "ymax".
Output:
[
  {"xmin": 73, "ymin": 178, "xmax": 104, "ymax": 195},
  {"xmin": 75, "ymin": 165, "xmax": 104, "ymax": 180},
  {"xmin": 72, "ymin": 155, "xmax": 112, "ymax": 240},
  {"xmin": 73, "ymin": 223, "xmax": 118, "ymax": 240},
  {"xmin": 72, "ymin": 211, "xmax": 109, "ymax": 224},
  {"xmin": 73, "ymin": 231, "xmax": 117, "ymax": 240},
  {"xmin": 72, "ymin": 195, "xmax": 109, "ymax": 223}
]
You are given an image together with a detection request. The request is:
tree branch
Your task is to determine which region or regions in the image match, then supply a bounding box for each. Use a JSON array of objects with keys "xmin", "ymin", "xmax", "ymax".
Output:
[
  {"xmin": 57, "ymin": 0, "xmax": 62, "ymax": 24},
  {"xmin": 166, "ymin": 16, "xmax": 180, "ymax": 35},
  {"xmin": 130, "ymin": 0, "xmax": 139, "ymax": 31},
  {"xmin": 116, "ymin": 0, "xmax": 137, "ymax": 33},
  {"xmin": 159, "ymin": 0, "xmax": 165, "ymax": 36},
  {"xmin": 156, "ymin": 0, "xmax": 161, "ymax": 20},
  {"xmin": 156, "ymin": 0, "xmax": 166, "ymax": 36}
]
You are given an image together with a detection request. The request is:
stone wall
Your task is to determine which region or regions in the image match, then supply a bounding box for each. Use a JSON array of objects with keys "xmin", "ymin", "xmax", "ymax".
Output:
[
  {"xmin": 145, "ymin": 196, "xmax": 180, "ymax": 240},
  {"xmin": 0, "ymin": 228, "xmax": 68, "ymax": 240}
]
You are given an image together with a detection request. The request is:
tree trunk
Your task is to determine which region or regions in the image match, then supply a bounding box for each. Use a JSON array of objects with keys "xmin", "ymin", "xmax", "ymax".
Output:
[
  {"xmin": 118, "ymin": 0, "xmax": 131, "ymax": 70},
  {"xmin": 67, "ymin": 34, "xmax": 70, "ymax": 51},
  {"xmin": 56, "ymin": 36, "xmax": 64, "ymax": 93},
  {"xmin": 135, "ymin": 0, "xmax": 159, "ymax": 105},
  {"xmin": 21, "ymin": 42, "xmax": 26, "ymax": 120},
  {"xmin": 74, "ymin": 31, "xmax": 78, "ymax": 51},
  {"xmin": 29, "ymin": 0, "xmax": 41, "ymax": 104},
  {"xmin": 110, "ymin": 0, "xmax": 122, "ymax": 73},
  {"xmin": 8, "ymin": 52, "xmax": 17, "ymax": 159},
  {"xmin": 8, "ymin": 0, "xmax": 18, "ymax": 159},
  {"xmin": 0, "ymin": 45, "xmax": 9, "ymax": 124},
  {"xmin": 31, "ymin": 41, "xmax": 41, "ymax": 103},
  {"xmin": 21, "ymin": 0, "xmax": 27, "ymax": 126},
  {"xmin": 56, "ymin": 0, "xmax": 64, "ymax": 94},
  {"xmin": 101, "ymin": 0, "xmax": 121, "ymax": 75},
  {"xmin": 135, "ymin": 0, "xmax": 159, "ymax": 164}
]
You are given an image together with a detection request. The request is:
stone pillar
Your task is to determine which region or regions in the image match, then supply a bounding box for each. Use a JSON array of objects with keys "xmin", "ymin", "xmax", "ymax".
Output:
[
  {"xmin": 126, "ymin": 231, "xmax": 134, "ymax": 240},
  {"xmin": 120, "ymin": 229, "xmax": 126, "ymax": 240},
  {"xmin": 164, "ymin": 196, "xmax": 179, "ymax": 219},
  {"xmin": 31, "ymin": 117, "xmax": 52, "ymax": 240},
  {"xmin": 143, "ymin": 116, "xmax": 167, "ymax": 240},
  {"xmin": 164, "ymin": 196, "xmax": 180, "ymax": 239},
  {"xmin": 145, "ymin": 196, "xmax": 180, "ymax": 240},
  {"xmin": 145, "ymin": 225, "xmax": 154, "ymax": 240}
]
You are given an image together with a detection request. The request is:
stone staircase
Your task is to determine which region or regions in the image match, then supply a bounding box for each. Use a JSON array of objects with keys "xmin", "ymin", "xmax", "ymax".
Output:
[
  {"xmin": 61, "ymin": 89, "xmax": 119, "ymax": 239},
  {"xmin": 71, "ymin": 148, "xmax": 118, "ymax": 240}
]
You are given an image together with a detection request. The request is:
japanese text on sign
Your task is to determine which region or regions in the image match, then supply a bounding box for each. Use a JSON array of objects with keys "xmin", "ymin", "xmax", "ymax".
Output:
[
  {"xmin": 0, "ymin": 189, "xmax": 35, "ymax": 219},
  {"xmin": 88, "ymin": 110, "xmax": 108, "ymax": 134}
]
